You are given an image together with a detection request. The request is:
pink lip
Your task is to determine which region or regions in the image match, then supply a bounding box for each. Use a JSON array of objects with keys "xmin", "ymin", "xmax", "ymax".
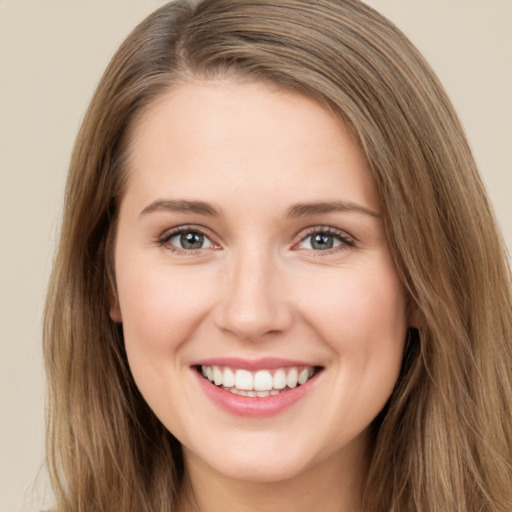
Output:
[
  {"xmin": 192, "ymin": 364, "xmax": 321, "ymax": 418},
  {"xmin": 192, "ymin": 357, "xmax": 317, "ymax": 371}
]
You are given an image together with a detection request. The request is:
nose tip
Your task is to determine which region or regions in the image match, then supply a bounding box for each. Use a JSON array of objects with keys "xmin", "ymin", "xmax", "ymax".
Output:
[
  {"xmin": 213, "ymin": 254, "xmax": 293, "ymax": 341},
  {"xmin": 217, "ymin": 297, "xmax": 290, "ymax": 340}
]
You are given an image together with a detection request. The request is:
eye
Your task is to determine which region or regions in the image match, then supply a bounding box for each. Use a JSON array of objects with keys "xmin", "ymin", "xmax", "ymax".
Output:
[
  {"xmin": 296, "ymin": 227, "xmax": 354, "ymax": 252},
  {"xmin": 160, "ymin": 227, "xmax": 215, "ymax": 252}
]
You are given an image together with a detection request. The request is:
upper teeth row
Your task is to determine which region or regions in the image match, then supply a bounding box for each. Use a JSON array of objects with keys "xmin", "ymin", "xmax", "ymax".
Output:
[{"xmin": 201, "ymin": 366, "xmax": 314, "ymax": 391}]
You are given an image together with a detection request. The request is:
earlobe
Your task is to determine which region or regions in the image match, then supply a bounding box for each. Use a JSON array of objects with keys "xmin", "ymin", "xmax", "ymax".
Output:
[
  {"xmin": 109, "ymin": 303, "xmax": 122, "ymax": 323},
  {"xmin": 109, "ymin": 292, "xmax": 122, "ymax": 323},
  {"xmin": 408, "ymin": 305, "xmax": 424, "ymax": 330}
]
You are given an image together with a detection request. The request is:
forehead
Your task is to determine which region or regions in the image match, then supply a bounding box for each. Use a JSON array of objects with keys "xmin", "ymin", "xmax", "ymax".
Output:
[{"xmin": 123, "ymin": 79, "xmax": 379, "ymax": 214}]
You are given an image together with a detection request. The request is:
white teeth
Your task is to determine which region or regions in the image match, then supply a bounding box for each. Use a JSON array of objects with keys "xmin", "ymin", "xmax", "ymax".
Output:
[
  {"xmin": 235, "ymin": 369, "xmax": 253, "ymax": 390},
  {"xmin": 201, "ymin": 364, "xmax": 317, "ymax": 396},
  {"xmin": 298, "ymin": 368, "xmax": 310, "ymax": 385},
  {"xmin": 213, "ymin": 366, "xmax": 223, "ymax": 386},
  {"xmin": 253, "ymin": 370, "xmax": 273, "ymax": 391},
  {"xmin": 286, "ymin": 368, "xmax": 298, "ymax": 389},
  {"xmin": 273, "ymin": 369, "xmax": 287, "ymax": 390},
  {"xmin": 223, "ymin": 368, "xmax": 235, "ymax": 388}
]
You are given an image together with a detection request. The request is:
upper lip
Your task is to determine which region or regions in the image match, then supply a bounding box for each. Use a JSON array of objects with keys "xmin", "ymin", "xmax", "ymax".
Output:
[{"xmin": 191, "ymin": 357, "xmax": 321, "ymax": 371}]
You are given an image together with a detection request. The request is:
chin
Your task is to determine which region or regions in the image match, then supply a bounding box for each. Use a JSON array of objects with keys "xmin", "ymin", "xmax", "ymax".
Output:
[
  {"xmin": 206, "ymin": 451, "xmax": 313, "ymax": 484},
  {"xmin": 180, "ymin": 427, "xmax": 319, "ymax": 481}
]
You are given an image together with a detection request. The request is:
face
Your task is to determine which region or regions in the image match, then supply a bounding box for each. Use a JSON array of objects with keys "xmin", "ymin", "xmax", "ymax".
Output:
[{"xmin": 111, "ymin": 80, "xmax": 409, "ymax": 485}]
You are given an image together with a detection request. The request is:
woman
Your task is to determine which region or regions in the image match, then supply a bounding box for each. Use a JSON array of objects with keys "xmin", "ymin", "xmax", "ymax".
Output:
[{"xmin": 43, "ymin": 0, "xmax": 512, "ymax": 510}]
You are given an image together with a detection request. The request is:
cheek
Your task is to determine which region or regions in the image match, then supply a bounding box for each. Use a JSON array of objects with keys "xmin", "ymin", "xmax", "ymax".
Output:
[
  {"xmin": 297, "ymin": 260, "xmax": 408, "ymax": 366},
  {"xmin": 298, "ymin": 263, "xmax": 408, "ymax": 430},
  {"xmin": 116, "ymin": 259, "xmax": 217, "ymax": 356},
  {"xmin": 115, "ymin": 260, "xmax": 219, "ymax": 419},
  {"xmin": 304, "ymin": 267, "xmax": 406, "ymax": 327}
]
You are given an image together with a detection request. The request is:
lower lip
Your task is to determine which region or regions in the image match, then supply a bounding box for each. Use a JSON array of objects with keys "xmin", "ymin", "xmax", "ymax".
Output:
[{"xmin": 194, "ymin": 369, "xmax": 319, "ymax": 418}]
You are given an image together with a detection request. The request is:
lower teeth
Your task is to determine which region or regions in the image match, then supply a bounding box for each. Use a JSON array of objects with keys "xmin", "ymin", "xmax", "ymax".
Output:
[{"xmin": 221, "ymin": 386, "xmax": 288, "ymax": 397}]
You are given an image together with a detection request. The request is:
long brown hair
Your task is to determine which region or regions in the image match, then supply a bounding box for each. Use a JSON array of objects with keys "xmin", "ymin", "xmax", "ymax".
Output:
[{"xmin": 44, "ymin": 1, "xmax": 512, "ymax": 510}]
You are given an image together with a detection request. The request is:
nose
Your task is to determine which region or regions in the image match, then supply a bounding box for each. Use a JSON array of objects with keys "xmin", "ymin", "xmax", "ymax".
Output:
[{"xmin": 213, "ymin": 245, "xmax": 293, "ymax": 341}]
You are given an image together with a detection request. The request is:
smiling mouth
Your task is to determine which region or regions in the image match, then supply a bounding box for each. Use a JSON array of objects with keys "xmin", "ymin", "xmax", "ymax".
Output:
[{"xmin": 197, "ymin": 365, "xmax": 321, "ymax": 397}]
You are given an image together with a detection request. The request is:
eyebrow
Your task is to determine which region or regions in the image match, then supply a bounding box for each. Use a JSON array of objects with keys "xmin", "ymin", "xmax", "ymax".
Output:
[
  {"xmin": 139, "ymin": 198, "xmax": 380, "ymax": 219},
  {"xmin": 139, "ymin": 199, "xmax": 221, "ymax": 217},
  {"xmin": 286, "ymin": 201, "xmax": 381, "ymax": 219}
]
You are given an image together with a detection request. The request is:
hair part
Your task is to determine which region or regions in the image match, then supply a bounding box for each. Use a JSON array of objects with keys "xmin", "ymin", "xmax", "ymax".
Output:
[{"xmin": 44, "ymin": 1, "xmax": 512, "ymax": 510}]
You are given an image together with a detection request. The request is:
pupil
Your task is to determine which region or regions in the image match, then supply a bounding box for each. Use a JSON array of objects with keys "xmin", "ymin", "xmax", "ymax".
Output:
[
  {"xmin": 181, "ymin": 232, "xmax": 204, "ymax": 250},
  {"xmin": 311, "ymin": 233, "xmax": 333, "ymax": 250}
]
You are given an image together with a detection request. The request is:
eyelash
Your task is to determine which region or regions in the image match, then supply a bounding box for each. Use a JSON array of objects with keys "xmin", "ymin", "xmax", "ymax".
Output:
[
  {"xmin": 157, "ymin": 225, "xmax": 356, "ymax": 256},
  {"xmin": 295, "ymin": 226, "xmax": 356, "ymax": 255},
  {"xmin": 157, "ymin": 225, "xmax": 217, "ymax": 255}
]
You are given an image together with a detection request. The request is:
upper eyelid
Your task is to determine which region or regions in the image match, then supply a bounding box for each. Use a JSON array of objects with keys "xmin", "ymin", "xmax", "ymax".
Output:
[
  {"xmin": 296, "ymin": 225, "xmax": 356, "ymax": 242},
  {"xmin": 160, "ymin": 224, "xmax": 214, "ymax": 240},
  {"xmin": 156, "ymin": 227, "xmax": 223, "ymax": 259},
  {"xmin": 157, "ymin": 224, "xmax": 356, "ymax": 249},
  {"xmin": 158, "ymin": 225, "xmax": 220, "ymax": 251}
]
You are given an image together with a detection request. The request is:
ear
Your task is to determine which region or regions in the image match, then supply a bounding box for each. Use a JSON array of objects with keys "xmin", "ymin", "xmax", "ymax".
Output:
[
  {"xmin": 408, "ymin": 304, "xmax": 424, "ymax": 330},
  {"xmin": 109, "ymin": 304, "xmax": 122, "ymax": 323},
  {"xmin": 109, "ymin": 289, "xmax": 122, "ymax": 323},
  {"xmin": 103, "ymin": 232, "xmax": 122, "ymax": 323}
]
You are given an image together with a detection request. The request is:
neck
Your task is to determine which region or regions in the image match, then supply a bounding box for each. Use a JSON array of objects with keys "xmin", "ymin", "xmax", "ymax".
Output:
[{"xmin": 177, "ymin": 438, "xmax": 369, "ymax": 512}]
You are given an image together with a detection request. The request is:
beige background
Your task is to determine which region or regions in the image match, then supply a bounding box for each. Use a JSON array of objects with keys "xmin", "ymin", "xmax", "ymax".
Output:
[{"xmin": 1, "ymin": 1, "xmax": 511, "ymax": 511}]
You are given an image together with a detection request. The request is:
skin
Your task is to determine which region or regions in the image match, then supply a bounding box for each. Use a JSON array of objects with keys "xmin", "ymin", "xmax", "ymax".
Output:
[{"xmin": 110, "ymin": 80, "xmax": 410, "ymax": 512}]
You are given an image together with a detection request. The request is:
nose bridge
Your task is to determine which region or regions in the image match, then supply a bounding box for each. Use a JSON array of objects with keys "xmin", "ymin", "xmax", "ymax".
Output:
[{"xmin": 215, "ymin": 240, "xmax": 291, "ymax": 340}]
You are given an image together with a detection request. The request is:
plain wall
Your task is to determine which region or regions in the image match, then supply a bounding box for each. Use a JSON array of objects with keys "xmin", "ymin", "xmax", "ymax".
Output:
[{"xmin": 1, "ymin": 1, "xmax": 510, "ymax": 511}]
